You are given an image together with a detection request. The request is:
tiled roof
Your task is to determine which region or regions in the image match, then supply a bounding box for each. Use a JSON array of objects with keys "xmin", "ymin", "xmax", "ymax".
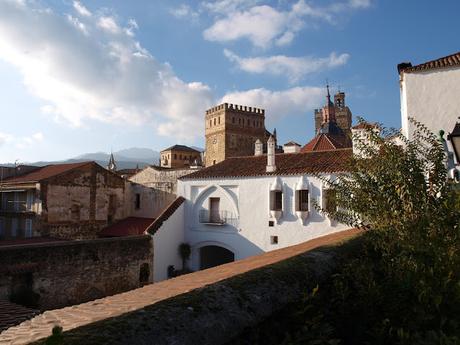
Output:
[
  {"xmin": 180, "ymin": 149, "xmax": 352, "ymax": 180},
  {"xmin": 399, "ymin": 51, "xmax": 460, "ymax": 73},
  {"xmin": 283, "ymin": 141, "xmax": 301, "ymax": 147},
  {"xmin": 99, "ymin": 217, "xmax": 155, "ymax": 237},
  {"xmin": 0, "ymin": 300, "xmax": 39, "ymax": 333},
  {"xmin": 301, "ymin": 133, "xmax": 351, "ymax": 152},
  {"xmin": 1, "ymin": 162, "xmax": 92, "ymax": 184},
  {"xmin": 161, "ymin": 145, "xmax": 201, "ymax": 153},
  {"xmin": 0, "ymin": 237, "xmax": 66, "ymax": 247},
  {"xmin": 351, "ymin": 122, "xmax": 379, "ymax": 130},
  {"xmin": 147, "ymin": 197, "xmax": 185, "ymax": 235}
]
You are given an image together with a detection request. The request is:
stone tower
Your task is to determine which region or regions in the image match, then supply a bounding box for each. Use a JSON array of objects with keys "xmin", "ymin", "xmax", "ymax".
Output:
[
  {"xmin": 205, "ymin": 103, "xmax": 267, "ymax": 166},
  {"xmin": 314, "ymin": 88, "xmax": 352, "ymax": 136}
]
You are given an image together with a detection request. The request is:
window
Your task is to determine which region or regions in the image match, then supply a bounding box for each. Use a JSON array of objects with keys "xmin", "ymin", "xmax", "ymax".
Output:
[
  {"xmin": 270, "ymin": 236, "xmax": 278, "ymax": 244},
  {"xmin": 218, "ymin": 117, "xmax": 220, "ymax": 124},
  {"xmin": 209, "ymin": 120, "xmax": 212, "ymax": 127},
  {"xmin": 296, "ymin": 190, "xmax": 309, "ymax": 212},
  {"xmin": 174, "ymin": 154, "xmax": 177, "ymax": 160},
  {"xmin": 247, "ymin": 119, "xmax": 250, "ymax": 126},
  {"xmin": 0, "ymin": 217, "xmax": 4, "ymax": 237},
  {"xmin": 232, "ymin": 117, "xmax": 235, "ymax": 123},
  {"xmin": 209, "ymin": 197, "xmax": 220, "ymax": 223},
  {"xmin": 25, "ymin": 219, "xmax": 32, "ymax": 238},
  {"xmin": 270, "ymin": 191, "xmax": 283, "ymax": 211},
  {"xmin": 238, "ymin": 118, "xmax": 241, "ymax": 125},
  {"xmin": 214, "ymin": 118, "xmax": 216, "ymax": 125},
  {"xmin": 268, "ymin": 220, "xmax": 274, "ymax": 227},
  {"xmin": 324, "ymin": 189, "xmax": 337, "ymax": 213},
  {"xmin": 135, "ymin": 193, "xmax": 141, "ymax": 210}
]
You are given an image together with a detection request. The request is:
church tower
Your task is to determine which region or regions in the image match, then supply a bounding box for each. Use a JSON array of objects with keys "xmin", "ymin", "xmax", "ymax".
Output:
[
  {"xmin": 205, "ymin": 103, "xmax": 267, "ymax": 166},
  {"xmin": 314, "ymin": 87, "xmax": 352, "ymax": 135},
  {"xmin": 107, "ymin": 152, "xmax": 117, "ymax": 172}
]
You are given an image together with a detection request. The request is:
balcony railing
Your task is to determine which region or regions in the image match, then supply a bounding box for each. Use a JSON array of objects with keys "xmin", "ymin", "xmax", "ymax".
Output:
[{"xmin": 199, "ymin": 210, "xmax": 235, "ymax": 225}]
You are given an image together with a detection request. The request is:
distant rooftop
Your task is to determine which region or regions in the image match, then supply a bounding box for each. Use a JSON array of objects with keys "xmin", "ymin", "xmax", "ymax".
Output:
[
  {"xmin": 180, "ymin": 149, "xmax": 352, "ymax": 180},
  {"xmin": 160, "ymin": 145, "xmax": 201, "ymax": 153},
  {"xmin": 398, "ymin": 51, "xmax": 460, "ymax": 73},
  {"xmin": 1, "ymin": 162, "xmax": 92, "ymax": 184}
]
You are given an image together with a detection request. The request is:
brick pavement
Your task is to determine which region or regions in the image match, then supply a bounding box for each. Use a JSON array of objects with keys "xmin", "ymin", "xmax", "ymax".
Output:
[{"xmin": 0, "ymin": 228, "xmax": 361, "ymax": 345}]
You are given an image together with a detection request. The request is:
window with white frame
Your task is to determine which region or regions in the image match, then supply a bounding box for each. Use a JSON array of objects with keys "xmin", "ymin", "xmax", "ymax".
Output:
[
  {"xmin": 270, "ymin": 190, "xmax": 283, "ymax": 211},
  {"xmin": 295, "ymin": 189, "xmax": 309, "ymax": 212}
]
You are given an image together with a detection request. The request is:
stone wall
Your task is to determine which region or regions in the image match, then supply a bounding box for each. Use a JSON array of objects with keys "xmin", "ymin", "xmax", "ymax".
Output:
[
  {"xmin": 11, "ymin": 230, "xmax": 361, "ymax": 345},
  {"xmin": 0, "ymin": 235, "xmax": 153, "ymax": 310},
  {"xmin": 129, "ymin": 166, "xmax": 194, "ymax": 194},
  {"xmin": 39, "ymin": 163, "xmax": 128, "ymax": 239}
]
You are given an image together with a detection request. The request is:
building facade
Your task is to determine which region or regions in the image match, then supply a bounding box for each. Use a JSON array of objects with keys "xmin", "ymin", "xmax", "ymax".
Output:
[
  {"xmin": 0, "ymin": 162, "xmax": 129, "ymax": 240},
  {"xmin": 160, "ymin": 145, "xmax": 202, "ymax": 169},
  {"xmin": 205, "ymin": 103, "xmax": 269, "ymax": 166},
  {"xmin": 398, "ymin": 51, "xmax": 460, "ymax": 148},
  {"xmin": 177, "ymin": 146, "xmax": 352, "ymax": 271}
]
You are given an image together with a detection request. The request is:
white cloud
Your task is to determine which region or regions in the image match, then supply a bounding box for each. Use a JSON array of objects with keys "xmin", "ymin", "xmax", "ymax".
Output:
[
  {"xmin": 224, "ymin": 49, "xmax": 350, "ymax": 83},
  {"xmin": 73, "ymin": 1, "xmax": 91, "ymax": 17},
  {"xmin": 221, "ymin": 86, "xmax": 324, "ymax": 123},
  {"xmin": 0, "ymin": 131, "xmax": 44, "ymax": 149},
  {"xmin": 202, "ymin": 0, "xmax": 372, "ymax": 48},
  {"xmin": 170, "ymin": 4, "xmax": 200, "ymax": 22},
  {"xmin": 0, "ymin": 0, "xmax": 214, "ymax": 141},
  {"xmin": 97, "ymin": 16, "xmax": 121, "ymax": 34}
]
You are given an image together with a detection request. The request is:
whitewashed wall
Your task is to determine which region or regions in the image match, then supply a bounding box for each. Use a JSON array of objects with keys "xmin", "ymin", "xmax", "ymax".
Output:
[
  {"xmin": 152, "ymin": 203, "xmax": 185, "ymax": 282},
  {"xmin": 400, "ymin": 67, "xmax": 460, "ymax": 146},
  {"xmin": 178, "ymin": 175, "xmax": 349, "ymax": 271}
]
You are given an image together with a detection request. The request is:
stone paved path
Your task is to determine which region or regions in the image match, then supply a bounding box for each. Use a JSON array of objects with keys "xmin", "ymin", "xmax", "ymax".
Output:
[{"xmin": 0, "ymin": 228, "xmax": 361, "ymax": 345}]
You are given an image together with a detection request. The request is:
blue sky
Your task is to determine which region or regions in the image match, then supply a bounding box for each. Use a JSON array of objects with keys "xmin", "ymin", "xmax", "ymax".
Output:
[{"xmin": 0, "ymin": 0, "xmax": 459, "ymax": 163}]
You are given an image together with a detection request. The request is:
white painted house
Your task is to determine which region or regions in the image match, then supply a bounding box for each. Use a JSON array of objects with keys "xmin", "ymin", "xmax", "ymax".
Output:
[
  {"xmin": 398, "ymin": 51, "xmax": 460, "ymax": 161},
  {"xmin": 176, "ymin": 142, "xmax": 353, "ymax": 271}
]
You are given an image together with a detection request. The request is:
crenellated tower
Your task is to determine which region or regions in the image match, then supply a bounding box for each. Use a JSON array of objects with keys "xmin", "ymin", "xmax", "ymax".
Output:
[{"xmin": 205, "ymin": 103, "xmax": 267, "ymax": 166}]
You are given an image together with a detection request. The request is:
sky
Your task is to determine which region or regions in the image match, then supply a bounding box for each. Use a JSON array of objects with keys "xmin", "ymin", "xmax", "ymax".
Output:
[{"xmin": 0, "ymin": 0, "xmax": 459, "ymax": 163}]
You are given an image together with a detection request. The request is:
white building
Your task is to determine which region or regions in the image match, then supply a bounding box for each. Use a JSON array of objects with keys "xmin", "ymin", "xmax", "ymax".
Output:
[
  {"xmin": 399, "ymin": 51, "xmax": 460, "ymax": 148},
  {"xmin": 176, "ymin": 145, "xmax": 353, "ymax": 271}
]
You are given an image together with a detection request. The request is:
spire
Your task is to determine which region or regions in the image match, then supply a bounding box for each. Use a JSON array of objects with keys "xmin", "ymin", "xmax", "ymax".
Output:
[
  {"xmin": 322, "ymin": 83, "xmax": 336, "ymax": 124},
  {"xmin": 107, "ymin": 152, "xmax": 117, "ymax": 172}
]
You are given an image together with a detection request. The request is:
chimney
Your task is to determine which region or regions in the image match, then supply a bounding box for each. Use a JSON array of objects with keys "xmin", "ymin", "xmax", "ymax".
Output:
[
  {"xmin": 266, "ymin": 136, "xmax": 276, "ymax": 173},
  {"xmin": 254, "ymin": 139, "xmax": 263, "ymax": 156}
]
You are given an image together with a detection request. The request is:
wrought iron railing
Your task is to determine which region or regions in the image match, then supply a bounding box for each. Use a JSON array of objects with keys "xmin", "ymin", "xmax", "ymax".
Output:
[{"xmin": 199, "ymin": 210, "xmax": 235, "ymax": 225}]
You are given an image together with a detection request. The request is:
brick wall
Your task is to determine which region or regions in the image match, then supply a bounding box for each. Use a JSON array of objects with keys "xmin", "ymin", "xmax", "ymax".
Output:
[{"xmin": 0, "ymin": 236, "xmax": 153, "ymax": 310}]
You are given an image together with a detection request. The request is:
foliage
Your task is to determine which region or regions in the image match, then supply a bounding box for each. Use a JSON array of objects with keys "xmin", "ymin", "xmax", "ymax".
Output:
[
  {"xmin": 285, "ymin": 118, "xmax": 460, "ymax": 344},
  {"xmin": 178, "ymin": 242, "xmax": 191, "ymax": 270}
]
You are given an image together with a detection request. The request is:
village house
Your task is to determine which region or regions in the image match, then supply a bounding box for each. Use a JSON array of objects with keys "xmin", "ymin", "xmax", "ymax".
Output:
[
  {"xmin": 398, "ymin": 51, "xmax": 460, "ymax": 174},
  {"xmin": 0, "ymin": 161, "xmax": 129, "ymax": 240},
  {"xmin": 160, "ymin": 144, "xmax": 202, "ymax": 169}
]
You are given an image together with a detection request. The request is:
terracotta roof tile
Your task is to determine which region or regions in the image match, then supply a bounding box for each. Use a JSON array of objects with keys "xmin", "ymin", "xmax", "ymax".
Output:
[
  {"xmin": 399, "ymin": 51, "xmax": 460, "ymax": 73},
  {"xmin": 99, "ymin": 217, "xmax": 156, "ymax": 237},
  {"xmin": 301, "ymin": 133, "xmax": 351, "ymax": 152},
  {"xmin": 1, "ymin": 162, "xmax": 92, "ymax": 184},
  {"xmin": 180, "ymin": 149, "xmax": 352, "ymax": 180},
  {"xmin": 0, "ymin": 300, "xmax": 39, "ymax": 333},
  {"xmin": 161, "ymin": 145, "xmax": 201, "ymax": 153},
  {"xmin": 147, "ymin": 197, "xmax": 185, "ymax": 235}
]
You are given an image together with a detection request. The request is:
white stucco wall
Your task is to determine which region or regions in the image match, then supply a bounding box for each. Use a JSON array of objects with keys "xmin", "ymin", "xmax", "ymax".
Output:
[
  {"xmin": 152, "ymin": 203, "xmax": 185, "ymax": 282},
  {"xmin": 178, "ymin": 175, "xmax": 350, "ymax": 271},
  {"xmin": 400, "ymin": 66, "xmax": 460, "ymax": 142}
]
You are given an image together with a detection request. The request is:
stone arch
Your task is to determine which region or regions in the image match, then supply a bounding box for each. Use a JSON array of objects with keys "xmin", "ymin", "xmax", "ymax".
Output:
[
  {"xmin": 191, "ymin": 241, "xmax": 237, "ymax": 271},
  {"xmin": 192, "ymin": 184, "xmax": 239, "ymax": 219}
]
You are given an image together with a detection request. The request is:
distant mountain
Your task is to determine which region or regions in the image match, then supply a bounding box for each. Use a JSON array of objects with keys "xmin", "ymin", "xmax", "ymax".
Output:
[{"xmin": 1, "ymin": 147, "xmax": 161, "ymax": 170}]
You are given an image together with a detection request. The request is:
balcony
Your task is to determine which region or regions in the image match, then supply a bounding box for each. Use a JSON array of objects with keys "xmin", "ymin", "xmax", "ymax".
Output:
[{"xmin": 199, "ymin": 210, "xmax": 234, "ymax": 226}]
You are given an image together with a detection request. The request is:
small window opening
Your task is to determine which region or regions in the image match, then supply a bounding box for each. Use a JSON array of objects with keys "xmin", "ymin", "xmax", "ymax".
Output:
[
  {"xmin": 270, "ymin": 190, "xmax": 283, "ymax": 211},
  {"xmin": 135, "ymin": 193, "xmax": 141, "ymax": 210},
  {"xmin": 270, "ymin": 236, "xmax": 278, "ymax": 244}
]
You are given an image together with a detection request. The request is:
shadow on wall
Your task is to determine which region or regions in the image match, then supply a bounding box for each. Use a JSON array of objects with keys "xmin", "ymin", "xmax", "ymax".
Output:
[{"xmin": 189, "ymin": 232, "xmax": 264, "ymax": 272}]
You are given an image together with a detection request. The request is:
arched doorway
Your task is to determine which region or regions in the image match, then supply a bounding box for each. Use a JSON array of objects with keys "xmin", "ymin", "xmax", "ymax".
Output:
[{"xmin": 200, "ymin": 245, "xmax": 235, "ymax": 270}]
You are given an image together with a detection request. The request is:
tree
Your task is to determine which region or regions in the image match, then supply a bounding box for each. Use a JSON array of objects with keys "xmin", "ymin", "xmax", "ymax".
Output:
[{"xmin": 309, "ymin": 118, "xmax": 460, "ymax": 344}]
